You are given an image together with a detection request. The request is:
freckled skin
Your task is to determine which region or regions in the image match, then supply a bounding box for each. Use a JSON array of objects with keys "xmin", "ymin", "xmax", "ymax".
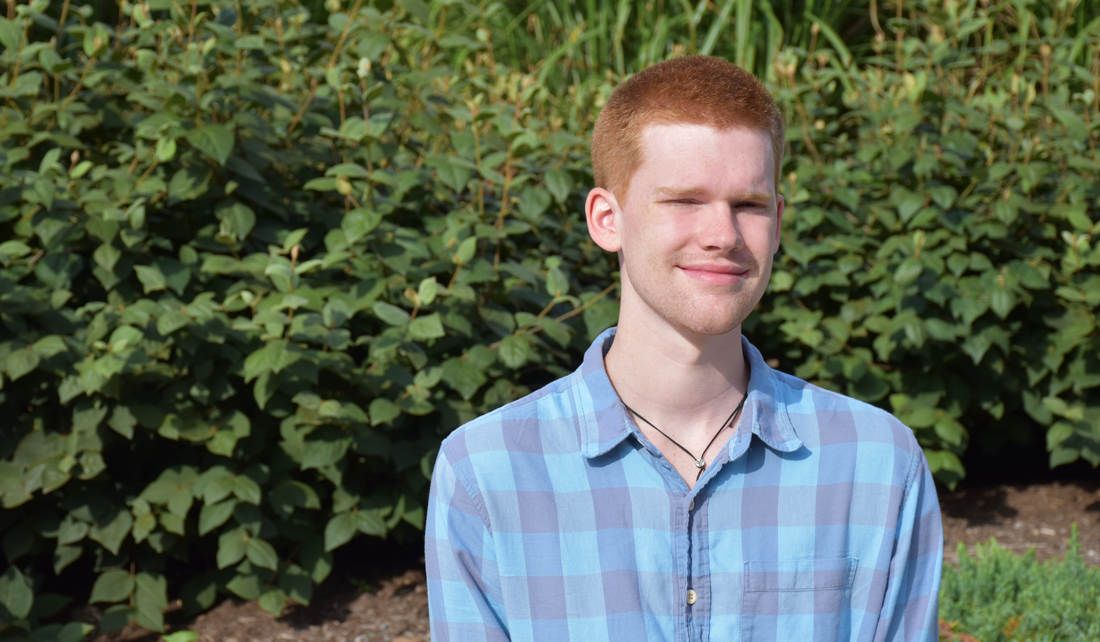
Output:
[{"xmin": 590, "ymin": 124, "xmax": 784, "ymax": 337}]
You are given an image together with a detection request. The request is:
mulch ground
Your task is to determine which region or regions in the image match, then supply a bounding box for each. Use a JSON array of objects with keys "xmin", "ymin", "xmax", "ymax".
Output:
[{"xmin": 82, "ymin": 478, "xmax": 1100, "ymax": 642}]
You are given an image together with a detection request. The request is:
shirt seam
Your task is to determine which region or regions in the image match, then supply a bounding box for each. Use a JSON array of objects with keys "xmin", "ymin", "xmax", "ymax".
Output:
[{"xmin": 443, "ymin": 446, "xmax": 495, "ymax": 537}]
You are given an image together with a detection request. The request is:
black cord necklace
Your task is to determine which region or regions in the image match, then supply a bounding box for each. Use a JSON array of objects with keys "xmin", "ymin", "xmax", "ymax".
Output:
[{"xmin": 622, "ymin": 386, "xmax": 749, "ymax": 481}]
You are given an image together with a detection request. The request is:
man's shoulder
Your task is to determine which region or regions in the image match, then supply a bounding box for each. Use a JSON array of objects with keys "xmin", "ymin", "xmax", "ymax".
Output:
[
  {"xmin": 768, "ymin": 367, "xmax": 925, "ymax": 463},
  {"xmin": 437, "ymin": 368, "xmax": 584, "ymax": 467}
]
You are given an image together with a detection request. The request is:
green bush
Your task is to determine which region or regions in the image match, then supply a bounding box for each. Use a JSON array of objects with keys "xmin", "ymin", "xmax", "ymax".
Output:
[
  {"xmin": 0, "ymin": 0, "xmax": 617, "ymax": 635},
  {"xmin": 940, "ymin": 527, "xmax": 1100, "ymax": 642},
  {"xmin": 752, "ymin": 3, "xmax": 1100, "ymax": 487},
  {"xmin": 0, "ymin": 0, "xmax": 1097, "ymax": 637}
]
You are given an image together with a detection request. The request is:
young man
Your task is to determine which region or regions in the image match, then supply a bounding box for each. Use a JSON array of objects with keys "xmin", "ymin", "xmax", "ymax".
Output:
[{"xmin": 426, "ymin": 56, "xmax": 942, "ymax": 642}]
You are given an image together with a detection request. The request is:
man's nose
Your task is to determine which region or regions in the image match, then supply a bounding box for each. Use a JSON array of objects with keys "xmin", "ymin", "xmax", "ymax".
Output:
[{"xmin": 698, "ymin": 203, "xmax": 743, "ymax": 253}]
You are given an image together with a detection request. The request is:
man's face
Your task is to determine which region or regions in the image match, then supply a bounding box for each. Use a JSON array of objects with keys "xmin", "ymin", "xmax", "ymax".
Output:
[{"xmin": 591, "ymin": 123, "xmax": 783, "ymax": 337}]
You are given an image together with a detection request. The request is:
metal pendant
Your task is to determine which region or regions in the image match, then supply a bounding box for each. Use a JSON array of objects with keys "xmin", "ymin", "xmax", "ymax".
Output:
[{"xmin": 695, "ymin": 459, "xmax": 705, "ymax": 469}]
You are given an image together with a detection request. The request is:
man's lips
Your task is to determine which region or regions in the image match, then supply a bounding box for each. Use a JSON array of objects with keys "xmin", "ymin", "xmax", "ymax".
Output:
[{"xmin": 677, "ymin": 264, "xmax": 750, "ymax": 285}]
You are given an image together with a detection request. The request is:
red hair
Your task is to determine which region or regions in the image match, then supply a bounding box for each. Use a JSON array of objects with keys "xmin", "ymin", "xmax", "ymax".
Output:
[{"xmin": 591, "ymin": 56, "xmax": 785, "ymax": 201}]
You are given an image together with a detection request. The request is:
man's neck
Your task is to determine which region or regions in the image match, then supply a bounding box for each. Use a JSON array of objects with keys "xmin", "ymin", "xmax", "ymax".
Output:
[{"xmin": 604, "ymin": 300, "xmax": 749, "ymax": 443}]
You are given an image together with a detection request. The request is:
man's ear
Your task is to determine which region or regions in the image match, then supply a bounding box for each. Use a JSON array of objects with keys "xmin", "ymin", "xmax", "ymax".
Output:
[
  {"xmin": 585, "ymin": 187, "xmax": 623, "ymax": 253},
  {"xmin": 773, "ymin": 193, "xmax": 785, "ymax": 253}
]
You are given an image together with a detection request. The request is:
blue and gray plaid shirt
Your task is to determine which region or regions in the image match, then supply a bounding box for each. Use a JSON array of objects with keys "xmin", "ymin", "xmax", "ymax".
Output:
[{"xmin": 427, "ymin": 328, "xmax": 942, "ymax": 642}]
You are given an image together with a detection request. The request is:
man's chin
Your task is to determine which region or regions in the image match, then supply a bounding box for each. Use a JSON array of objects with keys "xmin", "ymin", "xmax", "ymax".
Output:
[{"xmin": 665, "ymin": 313, "xmax": 743, "ymax": 338}]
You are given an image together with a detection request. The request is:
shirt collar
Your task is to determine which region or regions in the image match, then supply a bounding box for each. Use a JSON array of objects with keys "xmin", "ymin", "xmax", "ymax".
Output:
[{"xmin": 575, "ymin": 327, "xmax": 803, "ymax": 459}]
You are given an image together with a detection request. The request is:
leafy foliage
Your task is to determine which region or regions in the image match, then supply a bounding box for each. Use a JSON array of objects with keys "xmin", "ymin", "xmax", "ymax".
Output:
[
  {"xmin": 0, "ymin": 0, "xmax": 1097, "ymax": 637},
  {"xmin": 752, "ymin": 0, "xmax": 1100, "ymax": 488},
  {"xmin": 939, "ymin": 527, "xmax": 1100, "ymax": 642},
  {"xmin": 0, "ymin": 0, "xmax": 616, "ymax": 635}
]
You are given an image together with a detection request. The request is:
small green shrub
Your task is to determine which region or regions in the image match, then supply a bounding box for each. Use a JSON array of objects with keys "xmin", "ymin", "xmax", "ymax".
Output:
[{"xmin": 940, "ymin": 527, "xmax": 1100, "ymax": 642}]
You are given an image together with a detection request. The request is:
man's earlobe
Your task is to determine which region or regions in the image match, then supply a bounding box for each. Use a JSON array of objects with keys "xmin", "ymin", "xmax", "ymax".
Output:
[{"xmin": 585, "ymin": 187, "xmax": 623, "ymax": 253}]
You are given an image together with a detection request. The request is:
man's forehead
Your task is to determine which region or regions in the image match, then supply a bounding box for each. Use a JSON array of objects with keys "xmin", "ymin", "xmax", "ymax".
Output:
[
  {"xmin": 639, "ymin": 121, "xmax": 771, "ymax": 141},
  {"xmin": 635, "ymin": 125, "xmax": 775, "ymax": 185}
]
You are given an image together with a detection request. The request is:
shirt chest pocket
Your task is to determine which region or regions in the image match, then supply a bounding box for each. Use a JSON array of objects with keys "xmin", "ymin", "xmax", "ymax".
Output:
[{"xmin": 741, "ymin": 557, "xmax": 857, "ymax": 642}]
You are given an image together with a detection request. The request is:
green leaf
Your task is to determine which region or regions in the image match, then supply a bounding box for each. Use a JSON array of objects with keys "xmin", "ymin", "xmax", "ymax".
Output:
[
  {"xmin": 990, "ymin": 288, "xmax": 1015, "ymax": 319},
  {"xmin": 180, "ymin": 574, "xmax": 217, "ymax": 617},
  {"xmin": 933, "ymin": 416, "xmax": 966, "ymax": 447},
  {"xmin": 163, "ymin": 631, "xmax": 200, "ymax": 642},
  {"xmin": 73, "ymin": 403, "xmax": 108, "ymax": 433},
  {"xmin": 199, "ymin": 498, "xmax": 237, "ymax": 536},
  {"xmin": 89, "ymin": 509, "xmax": 133, "ymax": 556},
  {"xmin": 258, "ymin": 588, "xmax": 287, "ymax": 616},
  {"xmin": 32, "ymin": 335, "xmax": 68, "ymax": 358},
  {"xmin": 279, "ymin": 564, "xmax": 312, "ymax": 606},
  {"xmin": 545, "ymin": 169, "xmax": 573, "ymax": 204},
  {"xmin": 324, "ymin": 512, "xmax": 357, "ymax": 551},
  {"xmin": 546, "ymin": 267, "xmax": 569, "ymax": 296},
  {"xmin": 893, "ymin": 258, "xmax": 922, "ymax": 285},
  {"xmin": 441, "ymin": 357, "xmax": 487, "ymax": 401},
  {"xmin": 134, "ymin": 265, "xmax": 167, "ymax": 293},
  {"xmin": 372, "ymin": 301, "xmax": 411, "ymax": 326},
  {"xmin": 225, "ymin": 573, "xmax": 261, "ymax": 600},
  {"xmin": 269, "ymin": 481, "xmax": 320, "ymax": 518},
  {"xmin": 539, "ymin": 317, "xmax": 572, "ymax": 347},
  {"xmin": 342, "ymin": 208, "xmax": 382, "ymax": 244},
  {"xmin": 89, "ymin": 570, "xmax": 135, "ymax": 604},
  {"xmin": 434, "ymin": 159, "xmax": 470, "ymax": 192},
  {"xmin": 246, "ymin": 537, "xmax": 279, "ymax": 570},
  {"xmin": 57, "ymin": 516, "xmax": 88, "ymax": 546},
  {"xmin": 13, "ymin": 71, "xmax": 43, "ymax": 97},
  {"xmin": 301, "ymin": 535, "xmax": 333, "ymax": 584},
  {"xmin": 97, "ymin": 604, "xmax": 134, "ymax": 633},
  {"xmin": 216, "ymin": 527, "xmax": 248, "ymax": 569},
  {"xmin": 408, "ymin": 313, "xmax": 446, "ymax": 340},
  {"xmin": 155, "ymin": 136, "xmax": 177, "ymax": 162},
  {"xmin": 5, "ymin": 348, "xmax": 40, "ymax": 381},
  {"xmin": 134, "ymin": 572, "xmax": 167, "ymax": 632},
  {"xmin": 216, "ymin": 201, "xmax": 256, "ymax": 241},
  {"xmin": 185, "ymin": 124, "xmax": 234, "ymax": 165},
  {"xmin": 232, "ymin": 474, "xmax": 262, "ymax": 504},
  {"xmin": 303, "ymin": 177, "xmax": 337, "ymax": 191},
  {"xmin": 326, "ymin": 163, "xmax": 370, "ymax": 177},
  {"xmin": 93, "ymin": 242, "xmax": 122, "ymax": 272},
  {"xmin": 0, "ymin": 566, "xmax": 34, "ymax": 620},
  {"xmin": 205, "ymin": 429, "xmax": 237, "ymax": 456},
  {"xmin": 368, "ymin": 398, "xmax": 401, "ymax": 426},
  {"xmin": 455, "ymin": 236, "xmax": 478, "ymax": 264},
  {"xmin": 498, "ymin": 334, "xmax": 530, "ymax": 369},
  {"xmin": 0, "ymin": 239, "xmax": 32, "ymax": 265},
  {"xmin": 0, "ymin": 17, "xmax": 21, "ymax": 52},
  {"xmin": 357, "ymin": 510, "xmax": 388, "ymax": 537}
]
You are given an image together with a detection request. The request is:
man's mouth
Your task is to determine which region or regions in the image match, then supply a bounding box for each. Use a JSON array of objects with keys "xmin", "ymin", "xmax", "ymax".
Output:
[{"xmin": 677, "ymin": 263, "xmax": 750, "ymax": 285}]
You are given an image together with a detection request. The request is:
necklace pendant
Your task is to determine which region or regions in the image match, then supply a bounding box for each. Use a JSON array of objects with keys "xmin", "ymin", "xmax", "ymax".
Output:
[{"xmin": 694, "ymin": 459, "xmax": 705, "ymax": 469}]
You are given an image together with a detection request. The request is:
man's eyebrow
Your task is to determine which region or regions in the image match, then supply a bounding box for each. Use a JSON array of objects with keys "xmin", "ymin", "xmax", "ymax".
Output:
[
  {"xmin": 654, "ymin": 186, "xmax": 708, "ymax": 197},
  {"xmin": 654, "ymin": 186, "xmax": 774, "ymax": 202}
]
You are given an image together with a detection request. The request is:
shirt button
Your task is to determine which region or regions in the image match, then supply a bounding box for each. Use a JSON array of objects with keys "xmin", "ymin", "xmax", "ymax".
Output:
[
  {"xmin": 689, "ymin": 499, "xmax": 695, "ymax": 511},
  {"xmin": 686, "ymin": 589, "xmax": 697, "ymax": 605}
]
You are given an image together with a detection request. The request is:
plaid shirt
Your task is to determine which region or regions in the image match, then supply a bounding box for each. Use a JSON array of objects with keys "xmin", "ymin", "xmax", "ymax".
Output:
[{"xmin": 427, "ymin": 328, "xmax": 942, "ymax": 642}]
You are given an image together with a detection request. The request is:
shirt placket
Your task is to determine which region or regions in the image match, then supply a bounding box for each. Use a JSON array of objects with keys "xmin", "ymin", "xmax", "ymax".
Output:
[{"xmin": 681, "ymin": 489, "xmax": 699, "ymax": 642}]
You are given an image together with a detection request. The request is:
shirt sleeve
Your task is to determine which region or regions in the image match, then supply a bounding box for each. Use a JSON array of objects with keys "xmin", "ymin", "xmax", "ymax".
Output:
[
  {"xmin": 875, "ymin": 451, "xmax": 944, "ymax": 642},
  {"xmin": 425, "ymin": 446, "xmax": 510, "ymax": 642}
]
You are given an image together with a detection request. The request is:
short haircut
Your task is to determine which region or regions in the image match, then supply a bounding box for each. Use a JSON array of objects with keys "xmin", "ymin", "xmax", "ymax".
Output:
[{"xmin": 591, "ymin": 56, "xmax": 785, "ymax": 201}]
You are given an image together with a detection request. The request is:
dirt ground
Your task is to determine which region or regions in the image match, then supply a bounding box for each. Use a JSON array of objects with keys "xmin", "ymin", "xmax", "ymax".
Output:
[
  {"xmin": 84, "ymin": 478, "xmax": 1100, "ymax": 642},
  {"xmin": 940, "ymin": 479, "xmax": 1100, "ymax": 565}
]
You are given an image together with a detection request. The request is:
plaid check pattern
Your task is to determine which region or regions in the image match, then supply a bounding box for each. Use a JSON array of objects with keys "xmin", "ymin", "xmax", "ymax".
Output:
[{"xmin": 427, "ymin": 328, "xmax": 943, "ymax": 642}]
